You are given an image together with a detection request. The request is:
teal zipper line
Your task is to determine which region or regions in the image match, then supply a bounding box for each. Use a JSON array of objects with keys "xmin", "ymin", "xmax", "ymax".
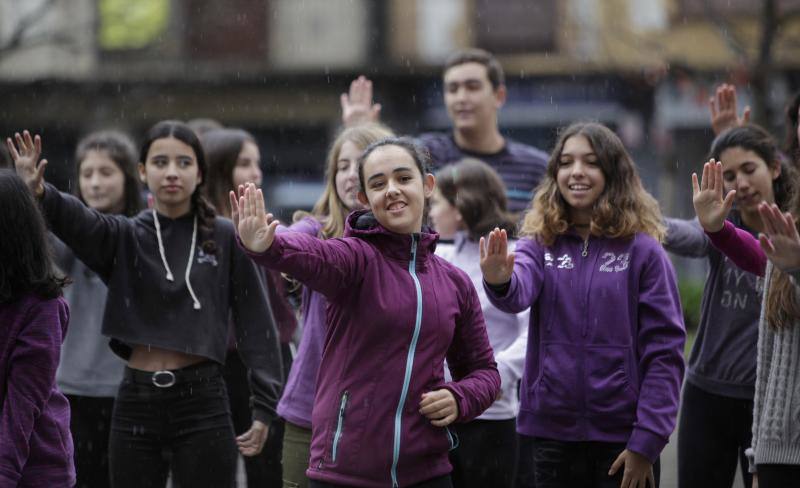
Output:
[
  {"xmin": 331, "ymin": 391, "xmax": 348, "ymax": 462},
  {"xmin": 390, "ymin": 235, "xmax": 422, "ymax": 488}
]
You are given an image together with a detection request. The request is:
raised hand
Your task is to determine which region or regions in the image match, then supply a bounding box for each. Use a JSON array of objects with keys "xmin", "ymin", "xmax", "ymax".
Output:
[
  {"xmin": 692, "ymin": 160, "xmax": 736, "ymax": 233},
  {"xmin": 757, "ymin": 202, "xmax": 800, "ymax": 272},
  {"xmin": 709, "ymin": 83, "xmax": 750, "ymax": 136},
  {"xmin": 480, "ymin": 228, "xmax": 515, "ymax": 286},
  {"xmin": 608, "ymin": 449, "xmax": 655, "ymax": 488},
  {"xmin": 236, "ymin": 420, "xmax": 269, "ymax": 457},
  {"xmin": 340, "ymin": 75, "xmax": 382, "ymax": 127},
  {"xmin": 6, "ymin": 130, "xmax": 47, "ymax": 197},
  {"xmin": 231, "ymin": 183, "xmax": 279, "ymax": 253}
]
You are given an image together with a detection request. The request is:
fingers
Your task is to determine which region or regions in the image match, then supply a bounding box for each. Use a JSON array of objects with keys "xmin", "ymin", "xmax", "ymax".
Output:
[
  {"xmin": 479, "ymin": 236, "xmax": 486, "ymax": 260},
  {"xmin": 35, "ymin": 158, "xmax": 48, "ymax": 181},
  {"xmin": 708, "ymin": 96, "xmax": 718, "ymax": 119},
  {"xmin": 647, "ymin": 468, "xmax": 656, "ymax": 488},
  {"xmin": 5, "ymin": 137, "xmax": 19, "ymax": 160},
  {"xmin": 256, "ymin": 188, "xmax": 266, "ymax": 217},
  {"xmin": 759, "ymin": 202, "xmax": 781, "ymax": 236},
  {"xmin": 608, "ymin": 451, "xmax": 625, "ymax": 475},
  {"xmin": 691, "ymin": 172, "xmax": 700, "ymax": 197},
  {"xmin": 430, "ymin": 412, "xmax": 458, "ymax": 427},
  {"xmin": 722, "ymin": 189, "xmax": 736, "ymax": 212},
  {"xmin": 419, "ymin": 390, "xmax": 457, "ymax": 425},
  {"xmin": 758, "ymin": 233, "xmax": 776, "ymax": 256},
  {"xmin": 713, "ymin": 160, "xmax": 724, "ymax": 197},
  {"xmin": 700, "ymin": 161, "xmax": 710, "ymax": 192},
  {"xmin": 743, "ymin": 106, "xmax": 751, "ymax": 123},
  {"xmin": 229, "ymin": 190, "xmax": 240, "ymax": 227}
]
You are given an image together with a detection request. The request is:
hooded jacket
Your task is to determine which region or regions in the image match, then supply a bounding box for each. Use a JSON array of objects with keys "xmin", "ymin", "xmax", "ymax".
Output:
[
  {"xmin": 485, "ymin": 231, "xmax": 686, "ymax": 463},
  {"xmin": 243, "ymin": 210, "xmax": 500, "ymax": 488},
  {"xmin": 0, "ymin": 294, "xmax": 75, "ymax": 488},
  {"xmin": 39, "ymin": 184, "xmax": 282, "ymax": 422}
]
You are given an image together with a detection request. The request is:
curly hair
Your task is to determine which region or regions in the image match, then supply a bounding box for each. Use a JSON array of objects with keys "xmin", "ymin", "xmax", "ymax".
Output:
[{"xmin": 520, "ymin": 122, "xmax": 665, "ymax": 245}]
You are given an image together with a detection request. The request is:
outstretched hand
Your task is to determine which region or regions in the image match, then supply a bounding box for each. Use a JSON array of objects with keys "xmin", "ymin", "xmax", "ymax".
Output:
[
  {"xmin": 6, "ymin": 130, "xmax": 47, "ymax": 197},
  {"xmin": 229, "ymin": 183, "xmax": 279, "ymax": 253},
  {"xmin": 341, "ymin": 75, "xmax": 382, "ymax": 127},
  {"xmin": 692, "ymin": 160, "xmax": 736, "ymax": 233},
  {"xmin": 480, "ymin": 228, "xmax": 515, "ymax": 286},
  {"xmin": 757, "ymin": 202, "xmax": 800, "ymax": 272},
  {"xmin": 709, "ymin": 83, "xmax": 750, "ymax": 136}
]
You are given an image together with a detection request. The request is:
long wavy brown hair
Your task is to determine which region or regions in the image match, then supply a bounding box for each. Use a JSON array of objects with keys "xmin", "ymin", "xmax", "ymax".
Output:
[
  {"xmin": 765, "ymin": 190, "xmax": 800, "ymax": 329},
  {"xmin": 520, "ymin": 122, "xmax": 665, "ymax": 245}
]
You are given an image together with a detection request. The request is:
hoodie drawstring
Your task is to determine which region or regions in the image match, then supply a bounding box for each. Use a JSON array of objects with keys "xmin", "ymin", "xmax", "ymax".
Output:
[{"xmin": 153, "ymin": 209, "xmax": 202, "ymax": 310}]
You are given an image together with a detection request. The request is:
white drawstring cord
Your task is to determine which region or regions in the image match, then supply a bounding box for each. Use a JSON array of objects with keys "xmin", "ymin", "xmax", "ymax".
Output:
[{"xmin": 153, "ymin": 209, "xmax": 202, "ymax": 310}]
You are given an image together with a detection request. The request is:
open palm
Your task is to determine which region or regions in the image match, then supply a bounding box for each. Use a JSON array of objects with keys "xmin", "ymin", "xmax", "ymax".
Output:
[
  {"xmin": 229, "ymin": 183, "xmax": 278, "ymax": 253},
  {"xmin": 692, "ymin": 159, "xmax": 735, "ymax": 233},
  {"xmin": 758, "ymin": 202, "xmax": 800, "ymax": 272},
  {"xmin": 6, "ymin": 130, "xmax": 47, "ymax": 196},
  {"xmin": 480, "ymin": 228, "xmax": 515, "ymax": 286}
]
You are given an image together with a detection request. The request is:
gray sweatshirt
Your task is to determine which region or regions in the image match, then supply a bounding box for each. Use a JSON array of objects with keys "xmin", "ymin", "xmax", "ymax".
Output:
[
  {"xmin": 53, "ymin": 239, "xmax": 124, "ymax": 397},
  {"xmin": 664, "ymin": 216, "xmax": 763, "ymax": 399}
]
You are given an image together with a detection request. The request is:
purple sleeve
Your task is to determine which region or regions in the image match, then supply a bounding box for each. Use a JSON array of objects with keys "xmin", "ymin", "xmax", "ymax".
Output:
[
  {"xmin": 441, "ymin": 278, "xmax": 501, "ymax": 422},
  {"xmin": 239, "ymin": 232, "xmax": 364, "ymax": 301},
  {"xmin": 483, "ymin": 238, "xmax": 544, "ymax": 314},
  {"xmin": 0, "ymin": 300, "xmax": 67, "ymax": 484},
  {"xmin": 706, "ymin": 221, "xmax": 767, "ymax": 276},
  {"xmin": 627, "ymin": 243, "xmax": 686, "ymax": 463}
]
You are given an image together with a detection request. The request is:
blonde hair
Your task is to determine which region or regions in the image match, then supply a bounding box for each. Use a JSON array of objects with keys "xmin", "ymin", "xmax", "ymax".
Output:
[
  {"xmin": 520, "ymin": 122, "xmax": 665, "ymax": 245},
  {"xmin": 305, "ymin": 123, "xmax": 394, "ymax": 239}
]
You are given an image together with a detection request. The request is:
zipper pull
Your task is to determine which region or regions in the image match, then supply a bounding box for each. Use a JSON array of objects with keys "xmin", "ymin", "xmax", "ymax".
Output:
[{"xmin": 581, "ymin": 238, "xmax": 589, "ymax": 257}]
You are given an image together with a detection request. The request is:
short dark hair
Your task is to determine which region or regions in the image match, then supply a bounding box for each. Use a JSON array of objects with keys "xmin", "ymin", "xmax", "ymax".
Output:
[
  {"xmin": 435, "ymin": 158, "xmax": 515, "ymax": 239},
  {"xmin": 74, "ymin": 130, "xmax": 142, "ymax": 216},
  {"xmin": 0, "ymin": 169, "xmax": 69, "ymax": 303},
  {"xmin": 443, "ymin": 48, "xmax": 505, "ymax": 90},
  {"xmin": 710, "ymin": 124, "xmax": 796, "ymax": 211},
  {"xmin": 357, "ymin": 137, "xmax": 431, "ymax": 193},
  {"xmin": 187, "ymin": 118, "xmax": 224, "ymax": 137}
]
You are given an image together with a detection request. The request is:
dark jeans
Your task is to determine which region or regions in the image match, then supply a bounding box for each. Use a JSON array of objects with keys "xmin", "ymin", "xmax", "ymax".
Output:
[
  {"xmin": 309, "ymin": 474, "xmax": 453, "ymax": 488},
  {"xmin": 531, "ymin": 437, "xmax": 660, "ymax": 488},
  {"xmin": 224, "ymin": 347, "xmax": 291, "ymax": 488},
  {"xmin": 757, "ymin": 464, "xmax": 800, "ymax": 488},
  {"xmin": 108, "ymin": 363, "xmax": 238, "ymax": 488},
  {"xmin": 678, "ymin": 382, "xmax": 753, "ymax": 488},
  {"xmin": 67, "ymin": 394, "xmax": 114, "ymax": 488},
  {"xmin": 516, "ymin": 434, "xmax": 536, "ymax": 488},
  {"xmin": 449, "ymin": 418, "xmax": 518, "ymax": 488}
]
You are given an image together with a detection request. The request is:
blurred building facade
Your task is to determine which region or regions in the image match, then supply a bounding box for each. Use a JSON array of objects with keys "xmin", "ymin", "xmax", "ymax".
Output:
[{"xmin": 2, "ymin": 0, "xmax": 800, "ymax": 221}]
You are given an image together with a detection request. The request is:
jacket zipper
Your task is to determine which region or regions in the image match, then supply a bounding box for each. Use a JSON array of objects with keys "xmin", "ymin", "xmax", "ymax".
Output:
[
  {"xmin": 331, "ymin": 391, "xmax": 349, "ymax": 463},
  {"xmin": 390, "ymin": 234, "xmax": 423, "ymax": 488}
]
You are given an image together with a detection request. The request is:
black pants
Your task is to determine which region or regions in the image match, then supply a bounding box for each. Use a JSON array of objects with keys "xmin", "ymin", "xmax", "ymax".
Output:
[
  {"xmin": 67, "ymin": 394, "xmax": 114, "ymax": 488},
  {"xmin": 224, "ymin": 348, "xmax": 290, "ymax": 488},
  {"xmin": 309, "ymin": 474, "xmax": 453, "ymax": 488},
  {"xmin": 758, "ymin": 464, "xmax": 800, "ymax": 488},
  {"xmin": 516, "ymin": 434, "xmax": 536, "ymax": 488},
  {"xmin": 108, "ymin": 363, "xmax": 238, "ymax": 488},
  {"xmin": 677, "ymin": 382, "xmax": 753, "ymax": 488},
  {"xmin": 449, "ymin": 418, "xmax": 518, "ymax": 488},
  {"xmin": 530, "ymin": 437, "xmax": 660, "ymax": 488}
]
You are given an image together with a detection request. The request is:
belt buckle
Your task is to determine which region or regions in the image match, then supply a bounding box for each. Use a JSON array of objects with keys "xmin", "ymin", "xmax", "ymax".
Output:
[{"xmin": 152, "ymin": 370, "xmax": 176, "ymax": 388}]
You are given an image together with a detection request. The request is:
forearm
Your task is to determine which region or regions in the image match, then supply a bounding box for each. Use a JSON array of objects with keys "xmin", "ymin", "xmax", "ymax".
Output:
[{"xmin": 706, "ymin": 220, "xmax": 766, "ymax": 276}]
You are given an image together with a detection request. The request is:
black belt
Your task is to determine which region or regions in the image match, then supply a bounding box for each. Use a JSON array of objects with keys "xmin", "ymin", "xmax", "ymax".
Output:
[{"xmin": 124, "ymin": 361, "xmax": 221, "ymax": 388}]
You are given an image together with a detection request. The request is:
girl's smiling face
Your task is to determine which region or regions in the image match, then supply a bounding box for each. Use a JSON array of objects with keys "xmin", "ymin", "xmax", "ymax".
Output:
[
  {"xmin": 556, "ymin": 134, "xmax": 606, "ymax": 225},
  {"xmin": 358, "ymin": 145, "xmax": 434, "ymax": 234}
]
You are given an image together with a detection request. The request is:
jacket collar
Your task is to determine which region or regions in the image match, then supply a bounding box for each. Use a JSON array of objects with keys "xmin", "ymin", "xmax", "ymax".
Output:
[{"xmin": 344, "ymin": 210, "xmax": 439, "ymax": 265}]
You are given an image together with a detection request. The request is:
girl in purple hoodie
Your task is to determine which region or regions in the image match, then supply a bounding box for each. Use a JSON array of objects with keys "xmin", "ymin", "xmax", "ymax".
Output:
[
  {"xmin": 0, "ymin": 170, "xmax": 74, "ymax": 488},
  {"xmin": 233, "ymin": 137, "xmax": 501, "ymax": 488},
  {"xmin": 481, "ymin": 122, "xmax": 686, "ymax": 488}
]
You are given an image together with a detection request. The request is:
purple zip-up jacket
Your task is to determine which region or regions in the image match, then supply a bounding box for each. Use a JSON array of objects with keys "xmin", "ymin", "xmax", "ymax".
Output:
[
  {"xmin": 485, "ymin": 232, "xmax": 686, "ymax": 463},
  {"xmin": 0, "ymin": 294, "xmax": 75, "ymax": 488},
  {"xmin": 243, "ymin": 211, "xmax": 500, "ymax": 488},
  {"xmin": 277, "ymin": 216, "xmax": 325, "ymax": 428}
]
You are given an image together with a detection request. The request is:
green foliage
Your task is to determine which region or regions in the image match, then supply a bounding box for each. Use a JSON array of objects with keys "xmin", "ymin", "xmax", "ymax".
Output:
[{"xmin": 678, "ymin": 278, "xmax": 704, "ymax": 332}]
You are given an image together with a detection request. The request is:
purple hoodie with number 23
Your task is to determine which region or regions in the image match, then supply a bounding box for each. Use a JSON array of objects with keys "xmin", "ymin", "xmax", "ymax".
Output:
[
  {"xmin": 242, "ymin": 210, "xmax": 500, "ymax": 488},
  {"xmin": 485, "ymin": 231, "xmax": 686, "ymax": 463}
]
